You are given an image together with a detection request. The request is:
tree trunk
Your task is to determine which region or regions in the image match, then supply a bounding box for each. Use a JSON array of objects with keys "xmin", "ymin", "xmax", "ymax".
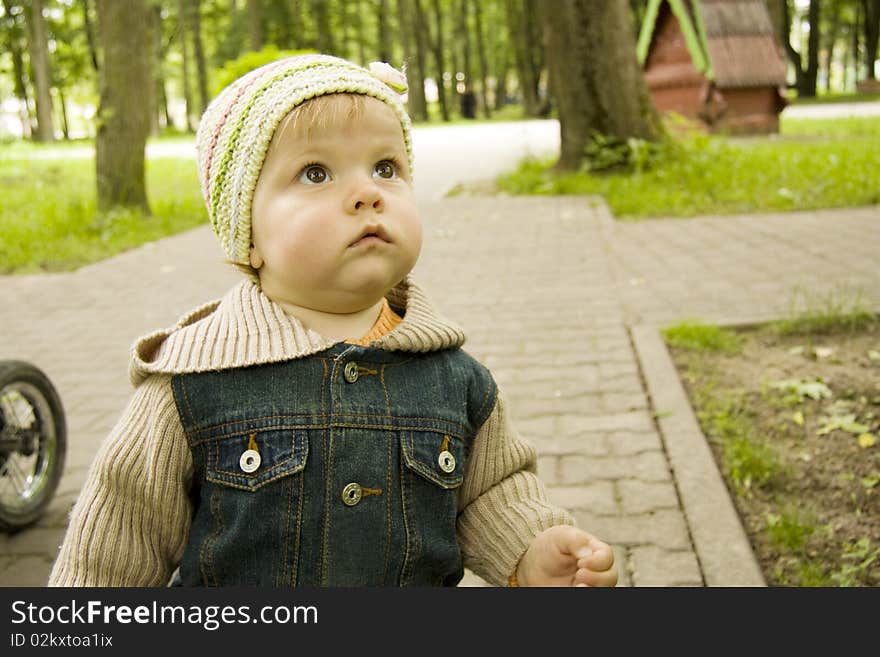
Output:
[
  {"xmin": 26, "ymin": 0, "xmax": 55, "ymax": 142},
  {"xmin": 805, "ymin": 0, "xmax": 821, "ymax": 95},
  {"xmin": 355, "ymin": 0, "xmax": 367, "ymax": 64},
  {"xmin": 58, "ymin": 88, "xmax": 70, "ymax": 139},
  {"xmin": 541, "ymin": 0, "xmax": 660, "ymax": 170},
  {"xmin": 312, "ymin": 0, "xmax": 335, "ymax": 54},
  {"xmin": 494, "ymin": 52, "xmax": 509, "ymax": 111},
  {"xmin": 152, "ymin": 3, "xmax": 173, "ymax": 133},
  {"xmin": 865, "ymin": 0, "xmax": 880, "ymax": 79},
  {"xmin": 473, "ymin": 0, "xmax": 492, "ymax": 118},
  {"xmin": 377, "ymin": 0, "xmax": 390, "ymax": 62},
  {"xmin": 1, "ymin": 0, "xmax": 33, "ymax": 137},
  {"xmin": 397, "ymin": 0, "xmax": 427, "ymax": 120},
  {"xmin": 824, "ymin": 3, "xmax": 840, "ymax": 93},
  {"xmin": 505, "ymin": 0, "xmax": 539, "ymax": 116},
  {"xmin": 81, "ymin": 0, "xmax": 100, "ymax": 71},
  {"xmin": 248, "ymin": 0, "xmax": 263, "ymax": 51},
  {"xmin": 854, "ymin": 3, "xmax": 862, "ymax": 82},
  {"xmin": 428, "ymin": 0, "xmax": 450, "ymax": 121},
  {"xmin": 179, "ymin": 0, "xmax": 194, "ymax": 131},
  {"xmin": 187, "ymin": 0, "xmax": 209, "ymax": 114},
  {"xmin": 458, "ymin": 0, "xmax": 473, "ymax": 89},
  {"xmin": 95, "ymin": 0, "xmax": 152, "ymax": 213},
  {"xmin": 782, "ymin": 0, "xmax": 820, "ymax": 96}
]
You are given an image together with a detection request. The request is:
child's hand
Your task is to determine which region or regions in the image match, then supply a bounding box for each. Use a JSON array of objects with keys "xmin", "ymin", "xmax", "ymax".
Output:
[{"xmin": 516, "ymin": 525, "xmax": 618, "ymax": 587}]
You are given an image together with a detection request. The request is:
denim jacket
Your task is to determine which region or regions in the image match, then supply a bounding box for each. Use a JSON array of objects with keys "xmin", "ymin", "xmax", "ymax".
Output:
[{"xmin": 171, "ymin": 341, "xmax": 496, "ymax": 586}]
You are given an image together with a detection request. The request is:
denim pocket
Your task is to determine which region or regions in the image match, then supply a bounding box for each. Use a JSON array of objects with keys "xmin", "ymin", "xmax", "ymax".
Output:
[
  {"xmin": 205, "ymin": 429, "xmax": 308, "ymax": 492},
  {"xmin": 401, "ymin": 430, "xmax": 465, "ymax": 489}
]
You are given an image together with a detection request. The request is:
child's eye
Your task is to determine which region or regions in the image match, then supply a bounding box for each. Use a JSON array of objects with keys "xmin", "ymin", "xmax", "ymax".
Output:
[
  {"xmin": 299, "ymin": 165, "xmax": 330, "ymax": 184},
  {"xmin": 373, "ymin": 160, "xmax": 399, "ymax": 180}
]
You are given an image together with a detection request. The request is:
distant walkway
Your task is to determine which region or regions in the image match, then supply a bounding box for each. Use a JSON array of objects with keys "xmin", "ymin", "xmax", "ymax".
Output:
[
  {"xmin": 782, "ymin": 100, "xmax": 880, "ymax": 119},
  {"xmin": 1, "ymin": 196, "xmax": 878, "ymax": 586}
]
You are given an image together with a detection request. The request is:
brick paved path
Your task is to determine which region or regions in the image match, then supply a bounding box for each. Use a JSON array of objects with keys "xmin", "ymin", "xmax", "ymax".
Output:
[{"xmin": 1, "ymin": 197, "xmax": 878, "ymax": 586}]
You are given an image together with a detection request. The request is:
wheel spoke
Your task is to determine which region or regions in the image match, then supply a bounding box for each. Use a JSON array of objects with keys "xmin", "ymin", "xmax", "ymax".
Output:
[{"xmin": 5, "ymin": 454, "xmax": 31, "ymax": 496}]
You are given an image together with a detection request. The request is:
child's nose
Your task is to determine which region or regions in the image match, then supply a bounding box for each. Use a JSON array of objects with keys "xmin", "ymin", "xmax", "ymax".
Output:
[{"xmin": 345, "ymin": 178, "xmax": 385, "ymax": 214}]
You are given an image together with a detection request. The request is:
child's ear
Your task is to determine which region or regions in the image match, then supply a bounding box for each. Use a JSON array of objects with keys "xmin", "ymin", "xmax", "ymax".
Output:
[{"xmin": 249, "ymin": 244, "xmax": 264, "ymax": 269}]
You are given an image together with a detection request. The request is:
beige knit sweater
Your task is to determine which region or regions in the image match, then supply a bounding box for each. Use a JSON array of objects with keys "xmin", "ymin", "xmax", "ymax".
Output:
[{"xmin": 48, "ymin": 276, "xmax": 572, "ymax": 587}]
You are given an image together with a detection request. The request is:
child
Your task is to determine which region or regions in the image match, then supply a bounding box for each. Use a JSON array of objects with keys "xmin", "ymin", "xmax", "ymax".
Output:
[{"xmin": 49, "ymin": 54, "xmax": 617, "ymax": 588}]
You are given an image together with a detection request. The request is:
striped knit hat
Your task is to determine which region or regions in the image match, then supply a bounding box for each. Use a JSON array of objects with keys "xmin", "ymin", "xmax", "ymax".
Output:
[{"xmin": 195, "ymin": 54, "xmax": 412, "ymax": 267}]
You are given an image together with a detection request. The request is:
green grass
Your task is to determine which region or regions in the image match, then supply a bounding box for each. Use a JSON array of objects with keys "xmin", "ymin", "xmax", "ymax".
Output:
[
  {"xmin": 496, "ymin": 116, "xmax": 880, "ymax": 218},
  {"xmin": 788, "ymin": 91, "xmax": 880, "ymax": 105},
  {"xmin": 661, "ymin": 321, "xmax": 743, "ymax": 354},
  {"xmin": 0, "ymin": 153, "xmax": 205, "ymax": 273},
  {"xmin": 773, "ymin": 285, "xmax": 876, "ymax": 336}
]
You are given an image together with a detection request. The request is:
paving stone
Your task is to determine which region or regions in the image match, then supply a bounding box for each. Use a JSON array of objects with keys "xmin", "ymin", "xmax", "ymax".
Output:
[
  {"xmin": 0, "ymin": 555, "xmax": 55, "ymax": 586},
  {"xmin": 629, "ymin": 546, "xmax": 703, "ymax": 586},
  {"xmin": 527, "ymin": 433, "xmax": 610, "ymax": 456},
  {"xmin": 572, "ymin": 509, "xmax": 693, "ymax": 551},
  {"xmin": 606, "ymin": 431, "xmax": 664, "ymax": 455},
  {"xmin": 558, "ymin": 412, "xmax": 655, "ymax": 436},
  {"xmin": 617, "ymin": 480, "xmax": 680, "ymax": 514},
  {"xmin": 558, "ymin": 451, "xmax": 671, "ymax": 484},
  {"xmin": 547, "ymin": 483, "xmax": 617, "ymax": 514}
]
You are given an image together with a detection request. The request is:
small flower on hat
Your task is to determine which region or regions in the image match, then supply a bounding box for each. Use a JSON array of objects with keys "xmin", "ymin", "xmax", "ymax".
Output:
[{"xmin": 369, "ymin": 61, "xmax": 408, "ymax": 93}]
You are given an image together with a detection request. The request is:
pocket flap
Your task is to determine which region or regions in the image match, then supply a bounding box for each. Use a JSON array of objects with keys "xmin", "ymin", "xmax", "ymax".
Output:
[
  {"xmin": 401, "ymin": 431, "xmax": 465, "ymax": 489},
  {"xmin": 206, "ymin": 429, "xmax": 307, "ymax": 491}
]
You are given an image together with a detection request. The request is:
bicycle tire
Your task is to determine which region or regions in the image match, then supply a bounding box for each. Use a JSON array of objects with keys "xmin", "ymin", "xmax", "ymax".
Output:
[{"xmin": 0, "ymin": 360, "xmax": 67, "ymax": 532}]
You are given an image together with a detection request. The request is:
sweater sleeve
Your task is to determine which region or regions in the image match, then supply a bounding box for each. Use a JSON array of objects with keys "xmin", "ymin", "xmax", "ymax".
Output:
[
  {"xmin": 456, "ymin": 389, "xmax": 574, "ymax": 586},
  {"xmin": 48, "ymin": 374, "xmax": 193, "ymax": 586}
]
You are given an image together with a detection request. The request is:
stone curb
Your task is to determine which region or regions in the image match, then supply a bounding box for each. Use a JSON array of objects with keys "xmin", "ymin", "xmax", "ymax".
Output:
[{"xmin": 629, "ymin": 323, "xmax": 766, "ymax": 586}]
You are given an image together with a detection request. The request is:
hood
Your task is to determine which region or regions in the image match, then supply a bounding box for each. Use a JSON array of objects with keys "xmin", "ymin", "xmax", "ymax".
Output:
[{"xmin": 129, "ymin": 276, "xmax": 467, "ymax": 386}]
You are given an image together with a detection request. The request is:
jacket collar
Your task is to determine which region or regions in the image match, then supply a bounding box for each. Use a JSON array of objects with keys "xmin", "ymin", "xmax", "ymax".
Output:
[{"xmin": 129, "ymin": 276, "xmax": 466, "ymax": 385}]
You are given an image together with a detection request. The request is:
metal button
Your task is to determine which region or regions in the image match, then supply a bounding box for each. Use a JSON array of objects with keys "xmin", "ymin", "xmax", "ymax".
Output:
[
  {"xmin": 239, "ymin": 449, "xmax": 261, "ymax": 474},
  {"xmin": 342, "ymin": 482, "xmax": 363, "ymax": 506},
  {"xmin": 343, "ymin": 361, "xmax": 359, "ymax": 383},
  {"xmin": 438, "ymin": 450, "xmax": 456, "ymax": 473}
]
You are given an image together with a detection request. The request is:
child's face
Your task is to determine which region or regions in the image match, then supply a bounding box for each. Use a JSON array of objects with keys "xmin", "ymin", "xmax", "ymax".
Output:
[{"xmin": 250, "ymin": 95, "xmax": 421, "ymax": 313}]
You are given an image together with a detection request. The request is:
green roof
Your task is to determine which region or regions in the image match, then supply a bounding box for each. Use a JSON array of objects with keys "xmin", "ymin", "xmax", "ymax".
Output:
[{"xmin": 637, "ymin": 0, "xmax": 714, "ymax": 80}]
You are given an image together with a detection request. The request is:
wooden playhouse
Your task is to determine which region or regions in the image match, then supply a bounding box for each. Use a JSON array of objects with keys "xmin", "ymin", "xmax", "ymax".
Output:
[{"xmin": 637, "ymin": 0, "xmax": 789, "ymax": 134}]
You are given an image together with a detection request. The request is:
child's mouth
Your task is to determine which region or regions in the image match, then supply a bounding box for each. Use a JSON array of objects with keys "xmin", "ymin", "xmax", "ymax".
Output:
[{"xmin": 350, "ymin": 226, "xmax": 390, "ymax": 247}]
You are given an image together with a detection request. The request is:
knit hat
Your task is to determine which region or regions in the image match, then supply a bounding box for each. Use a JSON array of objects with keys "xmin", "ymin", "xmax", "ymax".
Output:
[{"xmin": 195, "ymin": 54, "xmax": 413, "ymax": 267}]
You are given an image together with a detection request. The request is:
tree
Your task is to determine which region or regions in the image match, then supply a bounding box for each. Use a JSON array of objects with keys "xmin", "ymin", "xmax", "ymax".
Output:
[
  {"xmin": 541, "ymin": 0, "xmax": 660, "ymax": 170},
  {"xmin": 1, "ymin": 0, "xmax": 33, "ymax": 137},
  {"xmin": 864, "ymin": 0, "xmax": 880, "ymax": 79},
  {"xmin": 95, "ymin": 0, "xmax": 153, "ymax": 213},
  {"xmin": 505, "ymin": 0, "xmax": 543, "ymax": 117},
  {"xmin": 472, "ymin": 0, "xmax": 491, "ymax": 117},
  {"xmin": 311, "ymin": 0, "xmax": 334, "ymax": 54},
  {"xmin": 397, "ymin": 0, "xmax": 428, "ymax": 120},
  {"xmin": 25, "ymin": 0, "xmax": 55, "ymax": 141},
  {"xmin": 783, "ymin": 0, "xmax": 821, "ymax": 96},
  {"xmin": 247, "ymin": 0, "xmax": 262, "ymax": 51}
]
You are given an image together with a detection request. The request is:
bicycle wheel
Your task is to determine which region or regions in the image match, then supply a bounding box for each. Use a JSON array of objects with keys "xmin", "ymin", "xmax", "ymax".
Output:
[{"xmin": 0, "ymin": 360, "xmax": 67, "ymax": 532}]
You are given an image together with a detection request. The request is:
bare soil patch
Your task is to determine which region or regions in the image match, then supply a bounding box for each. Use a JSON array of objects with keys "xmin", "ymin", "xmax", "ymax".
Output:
[{"xmin": 666, "ymin": 321, "xmax": 880, "ymax": 586}]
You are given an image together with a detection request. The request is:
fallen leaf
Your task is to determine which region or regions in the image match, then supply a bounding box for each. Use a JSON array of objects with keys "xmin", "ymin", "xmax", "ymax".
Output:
[
  {"xmin": 791, "ymin": 411, "xmax": 805, "ymax": 426},
  {"xmin": 818, "ymin": 414, "xmax": 870, "ymax": 436},
  {"xmin": 788, "ymin": 346, "xmax": 805, "ymax": 356},
  {"xmin": 868, "ymin": 350, "xmax": 880, "ymax": 361},
  {"xmin": 773, "ymin": 379, "xmax": 832, "ymax": 401},
  {"xmin": 857, "ymin": 433, "xmax": 877, "ymax": 449},
  {"xmin": 861, "ymin": 475, "xmax": 880, "ymax": 489}
]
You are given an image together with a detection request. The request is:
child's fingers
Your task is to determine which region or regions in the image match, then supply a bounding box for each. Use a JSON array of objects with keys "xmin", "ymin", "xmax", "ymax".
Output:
[
  {"xmin": 577, "ymin": 542, "xmax": 614, "ymax": 572},
  {"xmin": 575, "ymin": 565, "xmax": 619, "ymax": 588}
]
